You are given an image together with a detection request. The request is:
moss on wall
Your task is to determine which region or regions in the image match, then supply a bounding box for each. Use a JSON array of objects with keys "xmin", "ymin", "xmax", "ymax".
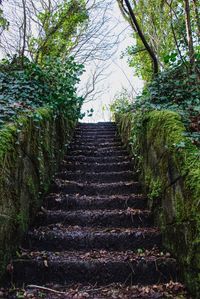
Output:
[
  {"xmin": 115, "ymin": 110, "xmax": 200, "ymax": 298},
  {"xmin": 0, "ymin": 107, "xmax": 77, "ymax": 278}
]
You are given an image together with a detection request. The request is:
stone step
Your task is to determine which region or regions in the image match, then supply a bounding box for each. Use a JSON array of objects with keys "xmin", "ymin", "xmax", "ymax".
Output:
[
  {"xmin": 67, "ymin": 149, "xmax": 128, "ymax": 157},
  {"xmin": 5, "ymin": 121, "xmax": 185, "ymax": 296},
  {"xmin": 68, "ymin": 141, "xmax": 123, "ymax": 148},
  {"xmin": 35, "ymin": 209, "xmax": 152, "ymax": 227},
  {"xmin": 78, "ymin": 122, "xmax": 116, "ymax": 125},
  {"xmin": 74, "ymin": 135, "xmax": 119, "ymax": 141},
  {"xmin": 74, "ymin": 127, "xmax": 118, "ymax": 134},
  {"xmin": 77, "ymin": 122, "xmax": 116, "ymax": 128},
  {"xmin": 55, "ymin": 170, "xmax": 137, "ymax": 183},
  {"xmin": 74, "ymin": 132, "xmax": 118, "ymax": 138},
  {"xmin": 72, "ymin": 137, "xmax": 122, "ymax": 143},
  {"xmin": 76, "ymin": 127, "xmax": 117, "ymax": 131},
  {"xmin": 23, "ymin": 225, "xmax": 161, "ymax": 251},
  {"xmin": 16, "ymin": 282, "xmax": 187, "ymax": 299},
  {"xmin": 12, "ymin": 250, "xmax": 178, "ymax": 285},
  {"xmin": 44, "ymin": 194, "xmax": 147, "ymax": 211},
  {"xmin": 50, "ymin": 180, "xmax": 141, "ymax": 195},
  {"xmin": 62, "ymin": 161, "xmax": 133, "ymax": 172},
  {"xmin": 97, "ymin": 122, "xmax": 116, "ymax": 125},
  {"xmin": 63, "ymin": 155, "xmax": 130, "ymax": 164}
]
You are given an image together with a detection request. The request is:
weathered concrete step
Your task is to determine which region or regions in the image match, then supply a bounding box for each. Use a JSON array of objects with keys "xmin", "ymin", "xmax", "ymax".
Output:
[
  {"xmin": 12, "ymin": 250, "xmax": 178, "ymax": 285},
  {"xmin": 72, "ymin": 137, "xmax": 121, "ymax": 143},
  {"xmin": 17, "ymin": 282, "xmax": 187, "ymax": 299},
  {"xmin": 35, "ymin": 209, "xmax": 152, "ymax": 227},
  {"xmin": 77, "ymin": 122, "xmax": 116, "ymax": 126},
  {"xmin": 62, "ymin": 161, "xmax": 133, "ymax": 172},
  {"xmin": 67, "ymin": 149, "xmax": 128, "ymax": 157},
  {"xmin": 24, "ymin": 225, "xmax": 161, "ymax": 251},
  {"xmin": 44, "ymin": 194, "xmax": 147, "ymax": 210},
  {"xmin": 74, "ymin": 128, "xmax": 118, "ymax": 134},
  {"xmin": 77, "ymin": 122, "xmax": 116, "ymax": 128},
  {"xmin": 55, "ymin": 170, "xmax": 136, "ymax": 183},
  {"xmin": 50, "ymin": 180, "xmax": 141, "ymax": 195},
  {"xmin": 63, "ymin": 155, "xmax": 130, "ymax": 164},
  {"xmin": 74, "ymin": 132, "xmax": 118, "ymax": 137},
  {"xmin": 74, "ymin": 135, "xmax": 119, "ymax": 141},
  {"xmin": 69, "ymin": 141, "xmax": 123, "ymax": 147}
]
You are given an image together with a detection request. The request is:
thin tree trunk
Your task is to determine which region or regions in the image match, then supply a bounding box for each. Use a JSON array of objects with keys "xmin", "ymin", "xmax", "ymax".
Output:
[
  {"xmin": 123, "ymin": 0, "xmax": 159, "ymax": 76},
  {"xmin": 192, "ymin": 0, "xmax": 200, "ymax": 37},
  {"xmin": 117, "ymin": 0, "xmax": 137, "ymax": 31},
  {"xmin": 184, "ymin": 0, "xmax": 195, "ymax": 71},
  {"xmin": 167, "ymin": 1, "xmax": 188, "ymax": 69},
  {"xmin": 21, "ymin": 0, "xmax": 27, "ymax": 66}
]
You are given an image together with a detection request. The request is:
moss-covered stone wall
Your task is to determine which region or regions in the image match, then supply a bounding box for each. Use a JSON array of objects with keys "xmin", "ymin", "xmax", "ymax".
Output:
[
  {"xmin": 0, "ymin": 108, "xmax": 76, "ymax": 277},
  {"xmin": 115, "ymin": 110, "xmax": 200, "ymax": 298}
]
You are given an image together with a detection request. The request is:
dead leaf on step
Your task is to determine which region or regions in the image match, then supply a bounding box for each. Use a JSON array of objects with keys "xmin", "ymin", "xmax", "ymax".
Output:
[
  {"xmin": 125, "ymin": 182, "xmax": 134, "ymax": 186},
  {"xmin": 44, "ymin": 259, "xmax": 48, "ymax": 267},
  {"xmin": 41, "ymin": 206, "xmax": 48, "ymax": 214},
  {"xmin": 55, "ymin": 197, "xmax": 62, "ymax": 202}
]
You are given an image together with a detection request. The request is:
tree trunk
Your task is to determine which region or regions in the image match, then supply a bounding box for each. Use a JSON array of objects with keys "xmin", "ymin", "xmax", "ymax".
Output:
[
  {"xmin": 192, "ymin": 0, "xmax": 200, "ymax": 37},
  {"xmin": 123, "ymin": 0, "xmax": 159, "ymax": 76},
  {"xmin": 21, "ymin": 0, "xmax": 27, "ymax": 67},
  {"xmin": 184, "ymin": 0, "xmax": 195, "ymax": 71}
]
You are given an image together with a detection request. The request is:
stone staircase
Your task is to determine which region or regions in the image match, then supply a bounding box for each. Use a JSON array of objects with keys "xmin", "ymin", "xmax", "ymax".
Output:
[{"xmin": 8, "ymin": 122, "xmax": 188, "ymax": 298}]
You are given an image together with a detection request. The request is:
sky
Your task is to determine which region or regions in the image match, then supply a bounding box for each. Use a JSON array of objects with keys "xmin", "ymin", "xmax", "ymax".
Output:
[{"xmin": 80, "ymin": 1, "xmax": 143, "ymax": 122}]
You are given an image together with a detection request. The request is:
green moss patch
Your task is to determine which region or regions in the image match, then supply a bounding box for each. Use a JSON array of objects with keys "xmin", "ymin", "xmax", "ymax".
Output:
[
  {"xmin": 115, "ymin": 109, "xmax": 200, "ymax": 298},
  {"xmin": 0, "ymin": 107, "xmax": 77, "ymax": 279}
]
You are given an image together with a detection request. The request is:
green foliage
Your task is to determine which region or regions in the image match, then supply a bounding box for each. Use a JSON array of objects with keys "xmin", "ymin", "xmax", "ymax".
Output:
[
  {"xmin": 147, "ymin": 178, "xmax": 162, "ymax": 201},
  {"xmin": 125, "ymin": 42, "xmax": 152, "ymax": 81},
  {"xmin": 110, "ymin": 90, "xmax": 134, "ymax": 115},
  {"xmin": 0, "ymin": 57, "xmax": 48, "ymax": 127},
  {"xmin": 0, "ymin": 0, "xmax": 86, "ymax": 130},
  {"xmin": 123, "ymin": 0, "xmax": 200, "ymax": 81},
  {"xmin": 139, "ymin": 64, "xmax": 200, "ymax": 114},
  {"xmin": 123, "ymin": 0, "xmax": 177, "ymax": 80},
  {"xmin": 0, "ymin": 8, "xmax": 8, "ymax": 30},
  {"xmin": 112, "ymin": 63, "xmax": 200, "ymax": 145},
  {"xmin": 0, "ymin": 55, "xmax": 84, "ymax": 128},
  {"xmin": 42, "ymin": 56, "xmax": 84, "ymax": 119},
  {"xmin": 31, "ymin": 0, "xmax": 88, "ymax": 62}
]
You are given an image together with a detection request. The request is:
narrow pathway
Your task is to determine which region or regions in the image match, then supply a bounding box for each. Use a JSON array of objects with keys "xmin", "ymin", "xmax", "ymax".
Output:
[{"xmin": 9, "ymin": 122, "xmax": 187, "ymax": 298}]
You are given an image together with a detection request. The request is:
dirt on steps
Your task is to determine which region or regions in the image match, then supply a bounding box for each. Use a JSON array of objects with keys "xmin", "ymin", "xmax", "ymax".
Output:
[
  {"xmin": 49, "ymin": 180, "xmax": 142, "ymax": 196},
  {"xmin": 44, "ymin": 194, "xmax": 147, "ymax": 210},
  {"xmin": 67, "ymin": 148, "xmax": 128, "ymax": 156},
  {"xmin": 34, "ymin": 208, "xmax": 152, "ymax": 227},
  {"xmin": 12, "ymin": 249, "xmax": 178, "ymax": 285},
  {"xmin": 22, "ymin": 225, "xmax": 161, "ymax": 251},
  {"xmin": 4, "ymin": 282, "xmax": 188, "ymax": 299},
  {"xmin": 55, "ymin": 170, "xmax": 137, "ymax": 183},
  {"xmin": 2, "ymin": 122, "xmax": 190, "ymax": 298},
  {"xmin": 61, "ymin": 161, "xmax": 134, "ymax": 172}
]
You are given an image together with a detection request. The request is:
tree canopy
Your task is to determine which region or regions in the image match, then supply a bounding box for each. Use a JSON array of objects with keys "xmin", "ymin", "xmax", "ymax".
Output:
[{"xmin": 118, "ymin": 0, "xmax": 200, "ymax": 80}]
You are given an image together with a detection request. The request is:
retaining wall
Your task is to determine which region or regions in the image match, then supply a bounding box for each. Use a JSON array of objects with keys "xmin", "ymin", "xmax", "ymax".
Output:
[
  {"xmin": 116, "ymin": 110, "xmax": 200, "ymax": 297},
  {"xmin": 0, "ymin": 108, "xmax": 76, "ymax": 276}
]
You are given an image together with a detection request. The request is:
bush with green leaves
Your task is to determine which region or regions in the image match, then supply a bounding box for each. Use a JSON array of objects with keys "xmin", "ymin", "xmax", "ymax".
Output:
[
  {"xmin": 112, "ymin": 63, "xmax": 200, "ymax": 145},
  {"xmin": 139, "ymin": 64, "xmax": 200, "ymax": 116},
  {"xmin": 0, "ymin": 55, "xmax": 84, "ymax": 128},
  {"xmin": 42, "ymin": 56, "xmax": 84, "ymax": 117}
]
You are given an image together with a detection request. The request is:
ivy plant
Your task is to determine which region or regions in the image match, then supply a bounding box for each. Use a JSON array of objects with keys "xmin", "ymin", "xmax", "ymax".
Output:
[{"xmin": 0, "ymin": 55, "xmax": 84, "ymax": 128}]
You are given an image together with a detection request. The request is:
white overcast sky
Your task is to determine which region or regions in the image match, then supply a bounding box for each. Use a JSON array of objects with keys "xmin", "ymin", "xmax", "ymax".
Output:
[{"xmin": 80, "ymin": 1, "xmax": 143, "ymax": 122}]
